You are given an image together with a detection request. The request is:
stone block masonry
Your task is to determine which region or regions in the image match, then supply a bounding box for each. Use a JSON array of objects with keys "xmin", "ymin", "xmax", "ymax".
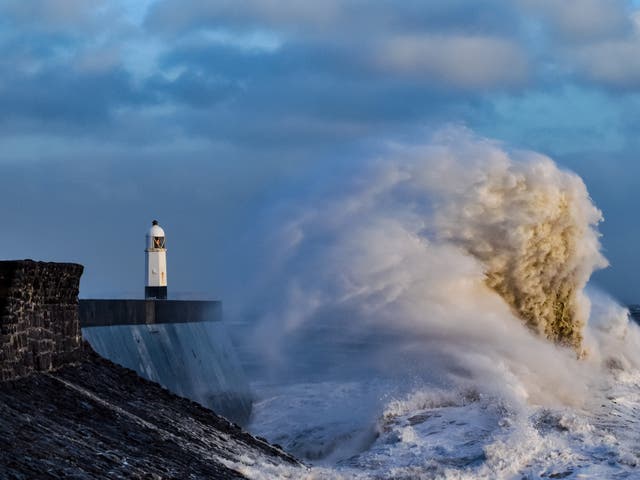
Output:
[{"xmin": 0, "ymin": 260, "xmax": 84, "ymax": 381}]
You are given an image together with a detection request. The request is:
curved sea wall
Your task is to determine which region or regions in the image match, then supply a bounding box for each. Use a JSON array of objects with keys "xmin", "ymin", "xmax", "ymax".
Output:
[{"xmin": 82, "ymin": 317, "xmax": 253, "ymax": 425}]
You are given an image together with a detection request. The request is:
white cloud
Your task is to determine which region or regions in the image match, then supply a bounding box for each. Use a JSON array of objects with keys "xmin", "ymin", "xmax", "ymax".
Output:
[
  {"xmin": 374, "ymin": 34, "xmax": 529, "ymax": 89},
  {"xmin": 519, "ymin": 0, "xmax": 631, "ymax": 42},
  {"xmin": 573, "ymin": 39, "xmax": 640, "ymax": 86},
  {"xmin": 146, "ymin": 0, "xmax": 346, "ymax": 33},
  {"xmin": 184, "ymin": 28, "xmax": 283, "ymax": 53},
  {"xmin": 516, "ymin": 1, "xmax": 640, "ymax": 88}
]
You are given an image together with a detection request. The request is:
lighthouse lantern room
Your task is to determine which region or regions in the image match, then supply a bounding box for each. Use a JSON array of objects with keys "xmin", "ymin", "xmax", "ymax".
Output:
[{"xmin": 145, "ymin": 220, "xmax": 167, "ymax": 300}]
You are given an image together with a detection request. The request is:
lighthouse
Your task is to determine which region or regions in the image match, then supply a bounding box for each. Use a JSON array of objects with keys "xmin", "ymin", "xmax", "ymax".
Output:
[{"xmin": 145, "ymin": 220, "xmax": 167, "ymax": 300}]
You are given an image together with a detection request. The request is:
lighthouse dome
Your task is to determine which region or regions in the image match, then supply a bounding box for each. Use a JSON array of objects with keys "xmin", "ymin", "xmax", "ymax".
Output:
[
  {"xmin": 146, "ymin": 220, "xmax": 166, "ymax": 249},
  {"xmin": 148, "ymin": 223, "xmax": 165, "ymax": 238}
]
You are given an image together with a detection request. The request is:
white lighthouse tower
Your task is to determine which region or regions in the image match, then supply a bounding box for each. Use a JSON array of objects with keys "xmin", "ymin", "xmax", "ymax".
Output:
[{"xmin": 145, "ymin": 220, "xmax": 167, "ymax": 300}]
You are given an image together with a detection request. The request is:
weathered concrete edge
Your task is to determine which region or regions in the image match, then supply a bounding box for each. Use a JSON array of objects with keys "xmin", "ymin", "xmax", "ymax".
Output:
[{"xmin": 79, "ymin": 299, "xmax": 222, "ymax": 327}]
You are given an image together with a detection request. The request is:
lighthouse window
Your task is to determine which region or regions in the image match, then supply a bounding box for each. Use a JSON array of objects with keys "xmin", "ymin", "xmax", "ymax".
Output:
[{"xmin": 153, "ymin": 236, "xmax": 165, "ymax": 248}]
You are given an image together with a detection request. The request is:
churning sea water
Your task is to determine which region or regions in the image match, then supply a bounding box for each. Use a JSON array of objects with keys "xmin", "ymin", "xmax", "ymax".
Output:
[
  {"xmin": 234, "ymin": 300, "xmax": 640, "ymax": 480},
  {"xmin": 227, "ymin": 130, "xmax": 640, "ymax": 479}
]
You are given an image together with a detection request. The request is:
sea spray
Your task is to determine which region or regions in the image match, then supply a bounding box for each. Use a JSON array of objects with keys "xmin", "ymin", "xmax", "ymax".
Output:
[
  {"xmin": 258, "ymin": 128, "xmax": 607, "ymax": 353},
  {"xmin": 243, "ymin": 128, "xmax": 640, "ymax": 477},
  {"xmin": 247, "ymin": 127, "xmax": 604, "ymax": 409},
  {"xmin": 421, "ymin": 136, "xmax": 608, "ymax": 350}
]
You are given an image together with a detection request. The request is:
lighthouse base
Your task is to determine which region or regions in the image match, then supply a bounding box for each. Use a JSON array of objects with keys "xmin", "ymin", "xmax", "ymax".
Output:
[{"xmin": 145, "ymin": 286, "xmax": 167, "ymax": 300}]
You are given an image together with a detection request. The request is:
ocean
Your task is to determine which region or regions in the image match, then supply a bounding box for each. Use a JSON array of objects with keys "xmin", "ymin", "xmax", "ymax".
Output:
[
  {"xmin": 228, "ymin": 130, "xmax": 640, "ymax": 479},
  {"xmin": 231, "ymin": 296, "xmax": 640, "ymax": 479}
]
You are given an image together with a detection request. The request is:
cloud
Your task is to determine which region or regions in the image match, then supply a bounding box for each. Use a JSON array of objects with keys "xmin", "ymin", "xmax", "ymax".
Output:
[
  {"xmin": 145, "ymin": 0, "xmax": 520, "ymax": 37},
  {"xmin": 374, "ymin": 34, "xmax": 528, "ymax": 89},
  {"xmin": 147, "ymin": 69, "xmax": 242, "ymax": 108},
  {"xmin": 6, "ymin": 0, "xmax": 640, "ymax": 146},
  {"xmin": 519, "ymin": 0, "xmax": 631, "ymax": 42},
  {"xmin": 146, "ymin": 0, "xmax": 345, "ymax": 33},
  {"xmin": 3, "ymin": 0, "xmax": 640, "ymax": 303},
  {"xmin": 572, "ymin": 39, "xmax": 640, "ymax": 87},
  {"xmin": 0, "ymin": 0, "xmax": 125, "ymax": 39},
  {"xmin": 515, "ymin": 0, "xmax": 640, "ymax": 89},
  {"xmin": 0, "ymin": 66, "xmax": 142, "ymax": 130},
  {"xmin": 145, "ymin": 0, "xmax": 530, "ymax": 90}
]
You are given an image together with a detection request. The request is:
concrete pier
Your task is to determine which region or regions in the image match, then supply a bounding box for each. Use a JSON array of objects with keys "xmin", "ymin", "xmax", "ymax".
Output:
[{"xmin": 79, "ymin": 299, "xmax": 222, "ymax": 327}]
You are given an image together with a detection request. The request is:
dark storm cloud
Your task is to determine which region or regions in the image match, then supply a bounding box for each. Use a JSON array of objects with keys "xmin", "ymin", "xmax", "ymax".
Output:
[
  {"xmin": 146, "ymin": 0, "xmax": 531, "ymax": 91},
  {"xmin": 0, "ymin": 0, "xmax": 145, "ymax": 133},
  {"xmin": 0, "ymin": 67, "xmax": 141, "ymax": 128},
  {"xmin": 147, "ymin": 70, "xmax": 241, "ymax": 108},
  {"xmin": 139, "ymin": 0, "xmax": 530, "ymax": 150},
  {"xmin": 0, "ymin": 0, "xmax": 111, "ymax": 32},
  {"xmin": 145, "ymin": 0, "xmax": 524, "ymax": 37},
  {"xmin": 149, "ymin": 37, "xmax": 488, "ymax": 150},
  {"xmin": 3, "ymin": 0, "xmax": 640, "ymax": 301},
  {"xmin": 2, "ymin": 0, "xmax": 640, "ymax": 144}
]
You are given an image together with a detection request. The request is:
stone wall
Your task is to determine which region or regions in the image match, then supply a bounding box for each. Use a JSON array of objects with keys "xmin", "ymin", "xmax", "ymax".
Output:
[{"xmin": 0, "ymin": 260, "xmax": 84, "ymax": 381}]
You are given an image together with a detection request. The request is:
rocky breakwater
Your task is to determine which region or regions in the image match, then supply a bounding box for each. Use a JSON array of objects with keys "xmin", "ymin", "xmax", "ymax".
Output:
[{"xmin": 0, "ymin": 260, "xmax": 303, "ymax": 479}]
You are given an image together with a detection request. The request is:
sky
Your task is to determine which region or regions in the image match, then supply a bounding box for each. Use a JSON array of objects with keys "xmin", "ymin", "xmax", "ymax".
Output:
[{"xmin": 2, "ymin": 0, "xmax": 640, "ymax": 303}]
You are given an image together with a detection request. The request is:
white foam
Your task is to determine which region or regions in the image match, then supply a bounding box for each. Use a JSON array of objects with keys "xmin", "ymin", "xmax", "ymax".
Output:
[{"xmin": 238, "ymin": 128, "xmax": 640, "ymax": 478}]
